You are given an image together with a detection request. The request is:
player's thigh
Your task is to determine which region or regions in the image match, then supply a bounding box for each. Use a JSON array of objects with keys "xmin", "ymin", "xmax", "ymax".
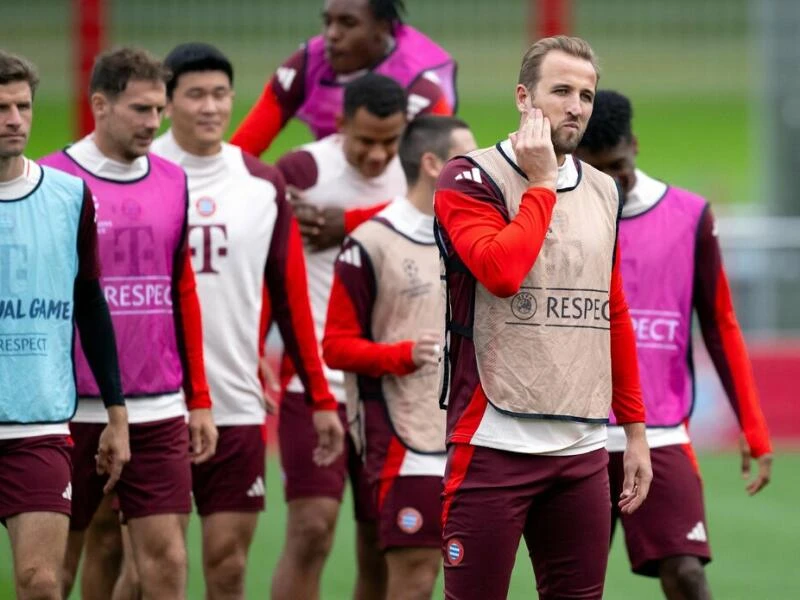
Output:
[
  {"xmin": 385, "ymin": 546, "xmax": 441, "ymax": 584},
  {"xmin": 201, "ymin": 511, "xmax": 260, "ymax": 566},
  {"xmin": 620, "ymin": 444, "xmax": 712, "ymax": 577},
  {"xmin": 192, "ymin": 425, "xmax": 267, "ymax": 517},
  {"xmin": 524, "ymin": 449, "xmax": 611, "ymax": 600},
  {"xmin": 7, "ymin": 511, "xmax": 70, "ymax": 580},
  {"xmin": 442, "ymin": 445, "xmax": 531, "ymax": 600},
  {"xmin": 126, "ymin": 512, "xmax": 189, "ymax": 572},
  {"xmin": 278, "ymin": 392, "xmax": 348, "ymax": 503},
  {"xmin": 116, "ymin": 417, "xmax": 192, "ymax": 521}
]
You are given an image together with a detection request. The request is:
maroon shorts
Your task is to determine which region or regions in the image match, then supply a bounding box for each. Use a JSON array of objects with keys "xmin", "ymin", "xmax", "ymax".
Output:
[
  {"xmin": 609, "ymin": 444, "xmax": 712, "ymax": 576},
  {"xmin": 70, "ymin": 417, "xmax": 192, "ymax": 531},
  {"xmin": 442, "ymin": 445, "xmax": 611, "ymax": 600},
  {"xmin": 192, "ymin": 424, "xmax": 267, "ymax": 517},
  {"xmin": 278, "ymin": 392, "xmax": 376, "ymax": 522},
  {"xmin": 376, "ymin": 475, "xmax": 442, "ymax": 550},
  {"xmin": 0, "ymin": 435, "xmax": 72, "ymax": 521}
]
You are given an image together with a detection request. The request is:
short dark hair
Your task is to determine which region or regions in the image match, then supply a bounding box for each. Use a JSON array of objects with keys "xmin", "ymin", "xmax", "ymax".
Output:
[
  {"xmin": 399, "ymin": 115, "xmax": 470, "ymax": 185},
  {"xmin": 370, "ymin": 0, "xmax": 405, "ymax": 28},
  {"xmin": 343, "ymin": 73, "xmax": 407, "ymax": 120},
  {"xmin": 89, "ymin": 47, "xmax": 169, "ymax": 99},
  {"xmin": 163, "ymin": 42, "xmax": 233, "ymax": 98},
  {"xmin": 0, "ymin": 50, "xmax": 40, "ymax": 98},
  {"xmin": 578, "ymin": 89, "xmax": 633, "ymax": 152}
]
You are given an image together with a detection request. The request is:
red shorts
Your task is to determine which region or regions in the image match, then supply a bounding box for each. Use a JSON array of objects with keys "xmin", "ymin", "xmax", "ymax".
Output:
[
  {"xmin": 609, "ymin": 444, "xmax": 712, "ymax": 576},
  {"xmin": 0, "ymin": 435, "xmax": 72, "ymax": 521},
  {"xmin": 278, "ymin": 392, "xmax": 376, "ymax": 522},
  {"xmin": 70, "ymin": 417, "xmax": 192, "ymax": 531},
  {"xmin": 192, "ymin": 424, "xmax": 267, "ymax": 517},
  {"xmin": 376, "ymin": 475, "xmax": 442, "ymax": 550},
  {"xmin": 442, "ymin": 445, "xmax": 610, "ymax": 600}
]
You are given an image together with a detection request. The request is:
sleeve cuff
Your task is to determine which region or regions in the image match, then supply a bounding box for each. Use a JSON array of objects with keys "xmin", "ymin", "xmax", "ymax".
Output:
[{"xmin": 187, "ymin": 390, "xmax": 212, "ymax": 411}]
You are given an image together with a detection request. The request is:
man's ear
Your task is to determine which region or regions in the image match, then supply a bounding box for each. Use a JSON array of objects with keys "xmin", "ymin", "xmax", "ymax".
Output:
[
  {"xmin": 336, "ymin": 113, "xmax": 345, "ymax": 133},
  {"xmin": 632, "ymin": 135, "xmax": 639, "ymax": 156},
  {"xmin": 90, "ymin": 92, "xmax": 109, "ymax": 120}
]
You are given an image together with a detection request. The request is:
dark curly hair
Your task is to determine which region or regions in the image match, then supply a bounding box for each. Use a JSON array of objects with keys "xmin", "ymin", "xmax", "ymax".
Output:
[{"xmin": 578, "ymin": 89, "xmax": 633, "ymax": 152}]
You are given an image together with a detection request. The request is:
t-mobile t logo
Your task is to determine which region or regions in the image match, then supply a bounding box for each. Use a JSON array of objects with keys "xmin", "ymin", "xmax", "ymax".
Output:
[
  {"xmin": 113, "ymin": 226, "xmax": 156, "ymax": 276},
  {"xmin": 0, "ymin": 244, "xmax": 28, "ymax": 296},
  {"xmin": 189, "ymin": 224, "xmax": 228, "ymax": 274}
]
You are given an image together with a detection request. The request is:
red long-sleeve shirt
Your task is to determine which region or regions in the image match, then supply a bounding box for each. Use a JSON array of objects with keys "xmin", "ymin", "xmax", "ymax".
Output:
[
  {"xmin": 173, "ymin": 234, "xmax": 211, "ymax": 410},
  {"xmin": 230, "ymin": 48, "xmax": 452, "ymax": 157},
  {"xmin": 434, "ymin": 156, "xmax": 645, "ymax": 439}
]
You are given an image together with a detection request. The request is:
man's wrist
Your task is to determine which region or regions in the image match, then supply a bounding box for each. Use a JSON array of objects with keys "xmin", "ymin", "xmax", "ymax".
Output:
[
  {"xmin": 622, "ymin": 421, "xmax": 646, "ymax": 441},
  {"xmin": 106, "ymin": 405, "xmax": 128, "ymax": 425}
]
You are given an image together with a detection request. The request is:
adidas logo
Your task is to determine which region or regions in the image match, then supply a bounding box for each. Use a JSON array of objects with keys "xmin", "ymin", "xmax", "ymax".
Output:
[
  {"xmin": 276, "ymin": 67, "xmax": 297, "ymax": 92},
  {"xmin": 686, "ymin": 521, "xmax": 707, "ymax": 542},
  {"xmin": 407, "ymin": 93, "xmax": 432, "ymax": 119},
  {"xmin": 246, "ymin": 476, "xmax": 265, "ymax": 498},
  {"xmin": 62, "ymin": 483, "xmax": 72, "ymax": 501},
  {"xmin": 454, "ymin": 168, "xmax": 482, "ymax": 184},
  {"xmin": 338, "ymin": 246, "xmax": 362, "ymax": 268}
]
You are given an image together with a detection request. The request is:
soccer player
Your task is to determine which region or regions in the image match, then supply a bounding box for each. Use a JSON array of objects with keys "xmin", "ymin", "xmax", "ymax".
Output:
[
  {"xmin": 323, "ymin": 115, "xmax": 477, "ymax": 600},
  {"xmin": 434, "ymin": 36, "xmax": 653, "ymax": 599},
  {"xmin": 151, "ymin": 42, "xmax": 344, "ymax": 599},
  {"xmin": 575, "ymin": 89, "xmax": 773, "ymax": 600},
  {"xmin": 231, "ymin": 0, "xmax": 455, "ymax": 157},
  {"xmin": 272, "ymin": 73, "xmax": 408, "ymax": 600},
  {"xmin": 0, "ymin": 51, "xmax": 129, "ymax": 600},
  {"xmin": 39, "ymin": 47, "xmax": 217, "ymax": 600}
]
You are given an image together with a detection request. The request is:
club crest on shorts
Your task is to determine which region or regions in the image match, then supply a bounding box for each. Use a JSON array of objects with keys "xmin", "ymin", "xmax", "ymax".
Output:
[
  {"xmin": 446, "ymin": 538, "xmax": 464, "ymax": 565},
  {"xmin": 397, "ymin": 507, "xmax": 423, "ymax": 534},
  {"xmin": 196, "ymin": 196, "xmax": 217, "ymax": 217}
]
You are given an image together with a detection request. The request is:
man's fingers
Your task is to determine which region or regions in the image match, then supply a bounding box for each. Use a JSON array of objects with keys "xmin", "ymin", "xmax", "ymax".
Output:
[
  {"xmin": 103, "ymin": 459, "xmax": 123, "ymax": 494},
  {"xmin": 747, "ymin": 456, "xmax": 772, "ymax": 495},
  {"xmin": 530, "ymin": 108, "xmax": 543, "ymax": 140},
  {"xmin": 542, "ymin": 116, "xmax": 552, "ymax": 143}
]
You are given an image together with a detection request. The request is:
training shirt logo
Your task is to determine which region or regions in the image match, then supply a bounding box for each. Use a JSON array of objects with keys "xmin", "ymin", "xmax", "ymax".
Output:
[
  {"xmin": 511, "ymin": 291, "xmax": 536, "ymax": 320},
  {"xmin": 397, "ymin": 507, "xmax": 423, "ymax": 534},
  {"xmin": 446, "ymin": 538, "xmax": 464, "ymax": 565},
  {"xmin": 196, "ymin": 196, "xmax": 217, "ymax": 217}
]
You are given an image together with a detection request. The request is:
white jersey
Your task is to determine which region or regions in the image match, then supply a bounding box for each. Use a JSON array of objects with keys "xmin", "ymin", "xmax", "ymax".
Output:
[
  {"xmin": 277, "ymin": 134, "xmax": 407, "ymax": 402},
  {"xmin": 152, "ymin": 131, "xmax": 282, "ymax": 425}
]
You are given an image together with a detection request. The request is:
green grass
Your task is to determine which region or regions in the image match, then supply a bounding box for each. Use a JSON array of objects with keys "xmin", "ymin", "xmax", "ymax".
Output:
[{"xmin": 1, "ymin": 451, "xmax": 796, "ymax": 599}]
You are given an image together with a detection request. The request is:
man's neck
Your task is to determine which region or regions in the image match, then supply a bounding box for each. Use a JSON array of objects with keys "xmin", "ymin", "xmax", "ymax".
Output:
[
  {"xmin": 406, "ymin": 180, "xmax": 435, "ymax": 216},
  {"xmin": 556, "ymin": 153, "xmax": 566, "ymax": 166},
  {"xmin": 93, "ymin": 131, "xmax": 135, "ymax": 165},
  {"xmin": 0, "ymin": 155, "xmax": 25, "ymax": 182},
  {"xmin": 171, "ymin": 129, "xmax": 222, "ymax": 157}
]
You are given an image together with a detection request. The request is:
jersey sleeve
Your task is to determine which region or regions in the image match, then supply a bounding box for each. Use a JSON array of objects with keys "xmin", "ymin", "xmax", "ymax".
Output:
[
  {"xmin": 172, "ymin": 215, "xmax": 212, "ymax": 410},
  {"xmin": 608, "ymin": 243, "xmax": 646, "ymax": 424},
  {"xmin": 693, "ymin": 206, "xmax": 771, "ymax": 457},
  {"xmin": 229, "ymin": 48, "xmax": 307, "ymax": 156},
  {"xmin": 433, "ymin": 157, "xmax": 557, "ymax": 298},
  {"xmin": 275, "ymin": 149, "xmax": 319, "ymax": 190},
  {"xmin": 407, "ymin": 71, "xmax": 453, "ymax": 118},
  {"xmin": 322, "ymin": 238, "xmax": 417, "ymax": 377},
  {"xmin": 77, "ymin": 183, "xmax": 101, "ymax": 280},
  {"xmin": 247, "ymin": 155, "xmax": 337, "ymax": 411},
  {"xmin": 343, "ymin": 202, "xmax": 391, "ymax": 234}
]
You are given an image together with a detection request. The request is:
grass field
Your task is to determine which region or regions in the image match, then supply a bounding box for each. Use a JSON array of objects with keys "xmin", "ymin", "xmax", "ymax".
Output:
[{"xmin": 0, "ymin": 451, "xmax": 797, "ymax": 599}]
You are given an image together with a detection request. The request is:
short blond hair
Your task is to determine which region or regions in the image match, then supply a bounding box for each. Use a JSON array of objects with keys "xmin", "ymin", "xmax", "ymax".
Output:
[{"xmin": 518, "ymin": 35, "xmax": 599, "ymax": 91}]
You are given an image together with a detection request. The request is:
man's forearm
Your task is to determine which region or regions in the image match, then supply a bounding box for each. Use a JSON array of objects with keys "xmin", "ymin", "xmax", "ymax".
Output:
[{"xmin": 74, "ymin": 279, "xmax": 124, "ymax": 407}]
